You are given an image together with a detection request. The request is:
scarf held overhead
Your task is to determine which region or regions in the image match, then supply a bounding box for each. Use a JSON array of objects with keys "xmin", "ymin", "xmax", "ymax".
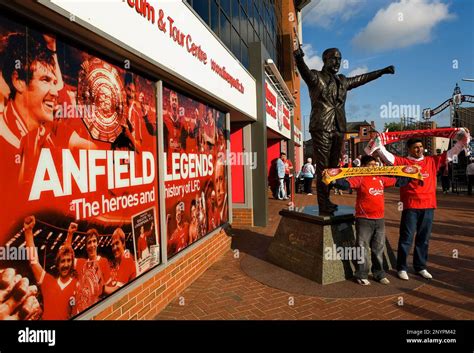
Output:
[{"xmin": 364, "ymin": 128, "xmax": 466, "ymax": 155}]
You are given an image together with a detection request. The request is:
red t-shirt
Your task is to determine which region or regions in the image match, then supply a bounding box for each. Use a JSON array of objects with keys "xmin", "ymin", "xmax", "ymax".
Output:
[
  {"xmin": 138, "ymin": 235, "xmax": 148, "ymax": 255},
  {"xmin": 284, "ymin": 160, "xmax": 293, "ymax": 175},
  {"xmin": 394, "ymin": 154, "xmax": 446, "ymax": 209},
  {"xmin": 39, "ymin": 272, "xmax": 77, "ymax": 320},
  {"xmin": 163, "ymin": 112, "xmax": 182, "ymax": 154},
  {"xmin": 168, "ymin": 222, "xmax": 189, "ymax": 255},
  {"xmin": 348, "ymin": 176, "xmax": 397, "ymax": 219},
  {"xmin": 201, "ymin": 118, "xmax": 216, "ymax": 145},
  {"xmin": 109, "ymin": 253, "xmax": 136, "ymax": 287},
  {"xmin": 137, "ymin": 229, "xmax": 154, "ymax": 260}
]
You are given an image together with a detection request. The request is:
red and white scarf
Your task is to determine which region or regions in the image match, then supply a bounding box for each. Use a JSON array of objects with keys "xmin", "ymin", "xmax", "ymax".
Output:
[{"xmin": 365, "ymin": 127, "xmax": 468, "ymax": 155}]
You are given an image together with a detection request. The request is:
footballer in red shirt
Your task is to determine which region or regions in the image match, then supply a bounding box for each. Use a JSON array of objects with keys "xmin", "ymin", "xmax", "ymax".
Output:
[
  {"xmin": 163, "ymin": 90, "xmax": 184, "ymax": 155},
  {"xmin": 168, "ymin": 202, "xmax": 190, "ymax": 257},
  {"xmin": 373, "ymin": 133, "xmax": 470, "ymax": 280},
  {"xmin": 105, "ymin": 228, "xmax": 137, "ymax": 294},
  {"xmin": 23, "ymin": 216, "xmax": 77, "ymax": 320},
  {"xmin": 182, "ymin": 108, "xmax": 199, "ymax": 153},
  {"xmin": 137, "ymin": 222, "xmax": 155, "ymax": 261},
  {"xmin": 64, "ymin": 227, "xmax": 111, "ymax": 315},
  {"xmin": 199, "ymin": 108, "xmax": 216, "ymax": 152}
]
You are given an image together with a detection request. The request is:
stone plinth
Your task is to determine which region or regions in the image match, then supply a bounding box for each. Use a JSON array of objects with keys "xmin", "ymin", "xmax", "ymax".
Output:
[{"xmin": 266, "ymin": 206, "xmax": 396, "ymax": 285}]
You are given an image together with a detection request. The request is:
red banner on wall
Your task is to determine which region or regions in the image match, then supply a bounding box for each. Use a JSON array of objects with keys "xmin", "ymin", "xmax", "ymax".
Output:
[
  {"xmin": 162, "ymin": 86, "xmax": 228, "ymax": 258},
  {"xmin": 0, "ymin": 15, "xmax": 160, "ymax": 320}
]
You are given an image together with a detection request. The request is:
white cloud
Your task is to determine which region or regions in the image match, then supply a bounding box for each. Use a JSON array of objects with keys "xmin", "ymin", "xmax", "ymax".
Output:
[
  {"xmin": 302, "ymin": 0, "xmax": 366, "ymax": 28},
  {"xmin": 347, "ymin": 65, "xmax": 369, "ymax": 76},
  {"xmin": 352, "ymin": 0, "xmax": 454, "ymax": 53},
  {"xmin": 301, "ymin": 43, "xmax": 324, "ymax": 70}
]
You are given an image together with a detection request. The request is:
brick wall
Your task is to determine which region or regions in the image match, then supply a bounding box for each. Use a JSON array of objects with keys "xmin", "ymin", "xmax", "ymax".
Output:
[
  {"xmin": 91, "ymin": 229, "xmax": 231, "ymax": 320},
  {"xmin": 231, "ymin": 208, "xmax": 253, "ymax": 227}
]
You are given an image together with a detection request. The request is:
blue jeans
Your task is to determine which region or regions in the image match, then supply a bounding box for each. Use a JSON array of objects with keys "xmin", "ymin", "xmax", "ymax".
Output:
[{"xmin": 397, "ymin": 209, "xmax": 434, "ymax": 272}]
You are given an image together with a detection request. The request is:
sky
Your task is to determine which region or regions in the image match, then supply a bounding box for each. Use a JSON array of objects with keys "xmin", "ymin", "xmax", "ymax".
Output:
[{"xmin": 299, "ymin": 0, "xmax": 474, "ymax": 141}]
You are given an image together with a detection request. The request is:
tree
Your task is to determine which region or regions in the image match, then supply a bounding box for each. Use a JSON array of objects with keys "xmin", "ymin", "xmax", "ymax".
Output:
[
  {"xmin": 383, "ymin": 122, "xmax": 403, "ymax": 131},
  {"xmin": 383, "ymin": 121, "xmax": 418, "ymax": 132}
]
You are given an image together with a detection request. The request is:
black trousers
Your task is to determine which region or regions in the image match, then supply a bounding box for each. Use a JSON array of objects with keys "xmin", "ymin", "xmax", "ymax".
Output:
[
  {"xmin": 310, "ymin": 130, "xmax": 344, "ymax": 208},
  {"xmin": 304, "ymin": 177, "xmax": 313, "ymax": 193},
  {"xmin": 284, "ymin": 174, "xmax": 291, "ymax": 197},
  {"xmin": 441, "ymin": 176, "xmax": 450, "ymax": 192},
  {"xmin": 468, "ymin": 175, "xmax": 474, "ymax": 195}
]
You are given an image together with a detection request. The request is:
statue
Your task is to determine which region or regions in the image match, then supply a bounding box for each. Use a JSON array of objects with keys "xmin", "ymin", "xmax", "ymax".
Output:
[{"xmin": 294, "ymin": 46, "xmax": 395, "ymax": 214}]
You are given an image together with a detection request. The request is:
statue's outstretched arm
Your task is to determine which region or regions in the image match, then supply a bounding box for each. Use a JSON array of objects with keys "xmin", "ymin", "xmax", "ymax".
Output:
[{"xmin": 347, "ymin": 65, "xmax": 395, "ymax": 90}]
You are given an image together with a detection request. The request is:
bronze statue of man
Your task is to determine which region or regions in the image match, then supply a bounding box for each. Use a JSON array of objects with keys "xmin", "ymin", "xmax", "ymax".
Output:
[{"xmin": 294, "ymin": 46, "xmax": 395, "ymax": 214}]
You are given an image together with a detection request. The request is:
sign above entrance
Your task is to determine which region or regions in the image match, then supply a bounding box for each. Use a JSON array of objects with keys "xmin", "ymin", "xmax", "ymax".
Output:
[
  {"xmin": 265, "ymin": 78, "xmax": 291, "ymax": 139},
  {"xmin": 43, "ymin": 0, "xmax": 257, "ymax": 120}
]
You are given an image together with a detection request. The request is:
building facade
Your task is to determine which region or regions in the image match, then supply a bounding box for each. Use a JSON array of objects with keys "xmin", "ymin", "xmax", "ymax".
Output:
[
  {"xmin": 0, "ymin": 0, "xmax": 307, "ymax": 321},
  {"xmin": 188, "ymin": 0, "xmax": 306, "ymax": 226}
]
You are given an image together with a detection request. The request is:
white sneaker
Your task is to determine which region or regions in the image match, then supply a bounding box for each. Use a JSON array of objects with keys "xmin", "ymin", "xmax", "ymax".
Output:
[
  {"xmin": 418, "ymin": 269, "xmax": 433, "ymax": 279},
  {"xmin": 379, "ymin": 278, "xmax": 390, "ymax": 285},
  {"xmin": 307, "ymin": 193, "xmax": 312, "ymax": 195},
  {"xmin": 357, "ymin": 278, "xmax": 371, "ymax": 286},
  {"xmin": 398, "ymin": 271, "xmax": 409, "ymax": 280}
]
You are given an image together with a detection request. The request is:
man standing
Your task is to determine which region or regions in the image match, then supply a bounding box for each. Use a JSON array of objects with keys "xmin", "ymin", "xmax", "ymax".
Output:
[
  {"xmin": 302, "ymin": 157, "xmax": 315, "ymax": 195},
  {"xmin": 276, "ymin": 154, "xmax": 287, "ymax": 200},
  {"xmin": 467, "ymin": 159, "xmax": 474, "ymax": 195},
  {"xmin": 280, "ymin": 152, "xmax": 293, "ymax": 200},
  {"xmin": 371, "ymin": 132, "xmax": 470, "ymax": 280},
  {"xmin": 137, "ymin": 223, "xmax": 155, "ymax": 261},
  {"xmin": 294, "ymin": 46, "xmax": 394, "ymax": 213}
]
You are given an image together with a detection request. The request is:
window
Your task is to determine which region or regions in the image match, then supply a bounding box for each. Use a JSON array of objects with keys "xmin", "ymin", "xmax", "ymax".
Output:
[
  {"xmin": 231, "ymin": 26, "xmax": 241, "ymax": 59},
  {"xmin": 194, "ymin": 0, "xmax": 210, "ymax": 25},
  {"xmin": 241, "ymin": 41, "xmax": 249, "ymax": 68},
  {"xmin": 240, "ymin": 16, "xmax": 248, "ymax": 44},
  {"xmin": 220, "ymin": 11, "xmax": 231, "ymax": 49},
  {"xmin": 211, "ymin": 0, "xmax": 219, "ymax": 34},
  {"xmin": 221, "ymin": 0, "xmax": 231, "ymax": 17},
  {"xmin": 362, "ymin": 128, "xmax": 368, "ymax": 136},
  {"xmin": 232, "ymin": 0, "xmax": 240, "ymax": 31},
  {"xmin": 241, "ymin": 0, "xmax": 248, "ymax": 15}
]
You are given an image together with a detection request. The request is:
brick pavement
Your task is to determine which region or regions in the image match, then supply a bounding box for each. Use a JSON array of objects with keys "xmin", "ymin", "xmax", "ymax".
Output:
[{"xmin": 156, "ymin": 189, "xmax": 474, "ymax": 320}]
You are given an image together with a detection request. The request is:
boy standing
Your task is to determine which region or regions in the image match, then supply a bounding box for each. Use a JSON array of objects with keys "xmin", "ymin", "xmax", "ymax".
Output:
[{"xmin": 329, "ymin": 156, "xmax": 409, "ymax": 285}]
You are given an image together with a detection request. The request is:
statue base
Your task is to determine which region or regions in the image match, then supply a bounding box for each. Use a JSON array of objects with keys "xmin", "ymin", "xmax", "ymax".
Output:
[{"xmin": 266, "ymin": 205, "xmax": 396, "ymax": 285}]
